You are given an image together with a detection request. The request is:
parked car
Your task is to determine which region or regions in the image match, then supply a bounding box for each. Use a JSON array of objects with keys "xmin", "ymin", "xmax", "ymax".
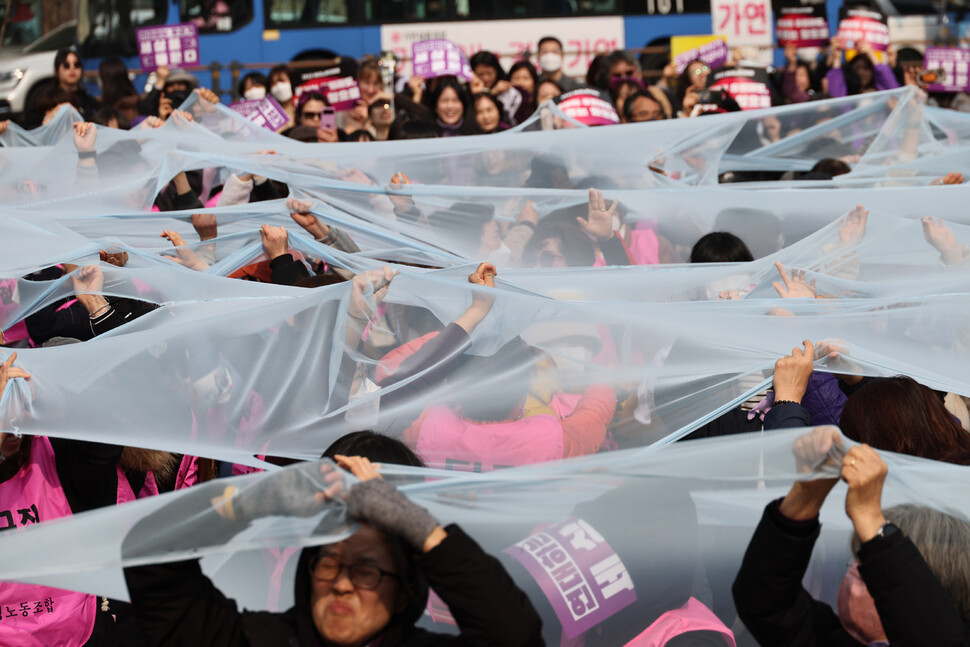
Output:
[{"xmin": 0, "ymin": 21, "xmax": 76, "ymax": 122}]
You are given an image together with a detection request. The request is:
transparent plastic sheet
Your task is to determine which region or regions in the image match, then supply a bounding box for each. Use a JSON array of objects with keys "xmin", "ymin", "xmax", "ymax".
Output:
[
  {"xmin": 0, "ymin": 429, "xmax": 967, "ymax": 644},
  {"xmin": 0, "ymin": 86, "xmax": 967, "ymax": 640}
]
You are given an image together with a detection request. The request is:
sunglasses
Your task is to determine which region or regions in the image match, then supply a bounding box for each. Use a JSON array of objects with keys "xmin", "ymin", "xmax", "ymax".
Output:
[
  {"xmin": 301, "ymin": 111, "xmax": 322, "ymax": 119},
  {"xmin": 60, "ymin": 61, "xmax": 82, "ymax": 70},
  {"xmin": 693, "ymin": 66, "xmax": 710, "ymax": 76}
]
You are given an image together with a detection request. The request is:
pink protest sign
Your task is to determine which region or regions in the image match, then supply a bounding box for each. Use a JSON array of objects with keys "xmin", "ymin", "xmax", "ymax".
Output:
[
  {"xmin": 136, "ymin": 23, "xmax": 199, "ymax": 72},
  {"xmin": 924, "ymin": 47, "xmax": 970, "ymax": 92},
  {"xmin": 505, "ymin": 517, "xmax": 637, "ymax": 638},
  {"xmin": 297, "ymin": 77, "xmax": 362, "ymax": 112},
  {"xmin": 708, "ymin": 66, "xmax": 772, "ymax": 111},
  {"xmin": 228, "ymin": 97, "xmax": 290, "ymax": 132},
  {"xmin": 554, "ymin": 90, "xmax": 620, "ymax": 126},
  {"xmin": 411, "ymin": 39, "xmax": 473, "ymax": 81},
  {"xmin": 836, "ymin": 7, "xmax": 889, "ymax": 51}
]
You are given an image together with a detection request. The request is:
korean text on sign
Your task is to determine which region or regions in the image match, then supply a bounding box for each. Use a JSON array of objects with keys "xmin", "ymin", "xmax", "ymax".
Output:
[
  {"xmin": 712, "ymin": 0, "xmax": 773, "ymax": 46},
  {"xmin": 836, "ymin": 9, "xmax": 889, "ymax": 51},
  {"xmin": 924, "ymin": 47, "xmax": 970, "ymax": 92},
  {"xmin": 411, "ymin": 39, "xmax": 473, "ymax": 81},
  {"xmin": 136, "ymin": 23, "xmax": 200, "ymax": 72},
  {"xmin": 672, "ymin": 37, "xmax": 729, "ymax": 74},
  {"xmin": 228, "ymin": 97, "xmax": 290, "ymax": 132},
  {"xmin": 0, "ymin": 597, "xmax": 54, "ymax": 620},
  {"xmin": 504, "ymin": 518, "xmax": 637, "ymax": 638}
]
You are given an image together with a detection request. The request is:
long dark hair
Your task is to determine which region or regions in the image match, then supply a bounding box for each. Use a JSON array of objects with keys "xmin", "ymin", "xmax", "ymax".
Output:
[
  {"xmin": 99, "ymin": 56, "xmax": 137, "ymax": 110},
  {"xmin": 840, "ymin": 376, "xmax": 970, "ymax": 464}
]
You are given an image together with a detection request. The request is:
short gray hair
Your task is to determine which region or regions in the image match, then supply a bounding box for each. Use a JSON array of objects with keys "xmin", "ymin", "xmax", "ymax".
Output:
[{"xmin": 852, "ymin": 504, "xmax": 970, "ymax": 620}]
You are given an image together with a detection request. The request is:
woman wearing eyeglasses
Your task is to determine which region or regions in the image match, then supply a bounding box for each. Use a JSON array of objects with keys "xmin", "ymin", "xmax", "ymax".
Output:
[
  {"xmin": 123, "ymin": 454, "xmax": 543, "ymax": 647},
  {"xmin": 53, "ymin": 49, "xmax": 101, "ymax": 120}
]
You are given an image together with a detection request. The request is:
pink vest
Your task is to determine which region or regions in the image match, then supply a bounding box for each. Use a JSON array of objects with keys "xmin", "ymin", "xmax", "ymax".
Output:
[
  {"xmin": 415, "ymin": 407, "xmax": 564, "ymax": 471},
  {"xmin": 116, "ymin": 466, "xmax": 159, "ymax": 504},
  {"xmin": 625, "ymin": 597, "xmax": 736, "ymax": 647},
  {"xmin": 628, "ymin": 224, "xmax": 660, "ymax": 266},
  {"xmin": 0, "ymin": 437, "xmax": 97, "ymax": 646}
]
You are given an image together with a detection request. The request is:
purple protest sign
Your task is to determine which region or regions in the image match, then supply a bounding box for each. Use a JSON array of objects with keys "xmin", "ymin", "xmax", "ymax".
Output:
[
  {"xmin": 923, "ymin": 47, "xmax": 970, "ymax": 92},
  {"xmin": 228, "ymin": 97, "xmax": 290, "ymax": 132},
  {"xmin": 323, "ymin": 77, "xmax": 362, "ymax": 111},
  {"xmin": 411, "ymin": 39, "xmax": 473, "ymax": 81},
  {"xmin": 674, "ymin": 39, "xmax": 729, "ymax": 75},
  {"xmin": 504, "ymin": 518, "xmax": 637, "ymax": 638},
  {"xmin": 136, "ymin": 23, "xmax": 199, "ymax": 72}
]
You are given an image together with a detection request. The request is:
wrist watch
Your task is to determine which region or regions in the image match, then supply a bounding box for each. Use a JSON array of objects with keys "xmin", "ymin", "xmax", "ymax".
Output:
[{"xmin": 866, "ymin": 521, "xmax": 900, "ymax": 544}]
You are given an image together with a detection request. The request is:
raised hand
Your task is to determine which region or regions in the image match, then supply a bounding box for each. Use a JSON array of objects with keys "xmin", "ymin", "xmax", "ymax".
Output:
[
  {"xmin": 772, "ymin": 339, "xmax": 815, "ymax": 404},
  {"xmin": 259, "ymin": 224, "xmax": 289, "ymax": 260},
  {"xmin": 138, "ymin": 115, "xmax": 165, "ymax": 130},
  {"xmin": 468, "ymin": 262, "xmax": 497, "ymax": 287},
  {"xmin": 814, "ymin": 339, "xmax": 863, "ymax": 386},
  {"xmin": 388, "ymin": 172, "xmax": 414, "ymax": 212},
  {"xmin": 922, "ymin": 216, "xmax": 965, "ymax": 265},
  {"xmin": 932, "ymin": 171, "xmax": 965, "ymax": 186},
  {"xmin": 516, "ymin": 200, "xmax": 538, "ymax": 227},
  {"xmin": 350, "ymin": 100, "xmax": 369, "ymax": 124},
  {"xmin": 842, "ymin": 444, "xmax": 889, "ymax": 542},
  {"xmin": 161, "ymin": 230, "xmax": 187, "ymax": 247},
  {"xmin": 317, "ymin": 126, "xmax": 339, "ymax": 143},
  {"xmin": 73, "ymin": 121, "xmax": 97, "ymax": 153},
  {"xmin": 158, "ymin": 96, "xmax": 174, "ymax": 121},
  {"xmin": 349, "ymin": 266, "xmax": 397, "ymax": 321},
  {"xmin": 0, "ymin": 352, "xmax": 31, "ymax": 400},
  {"xmin": 72, "ymin": 264, "xmax": 104, "ymax": 295},
  {"xmin": 287, "ymin": 198, "xmax": 328, "ymax": 239},
  {"xmin": 161, "ymin": 230, "xmax": 209, "ymax": 271},
  {"xmin": 838, "ymin": 204, "xmax": 868, "ymax": 247},
  {"xmin": 792, "ymin": 425, "xmax": 844, "ymax": 476},
  {"xmin": 335, "ymin": 455, "xmax": 382, "ymax": 481},
  {"xmin": 772, "ymin": 261, "xmax": 817, "ymax": 298},
  {"xmin": 99, "ymin": 249, "xmax": 129, "ymax": 267},
  {"xmin": 577, "ymin": 188, "xmax": 618, "ymax": 240},
  {"xmin": 72, "ymin": 265, "xmax": 109, "ymax": 315}
]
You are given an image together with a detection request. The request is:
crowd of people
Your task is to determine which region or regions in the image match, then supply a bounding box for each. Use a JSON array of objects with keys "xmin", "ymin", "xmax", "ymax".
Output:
[
  {"xmin": 0, "ymin": 27, "xmax": 969, "ymax": 647},
  {"xmin": 10, "ymin": 30, "xmax": 969, "ymax": 145}
]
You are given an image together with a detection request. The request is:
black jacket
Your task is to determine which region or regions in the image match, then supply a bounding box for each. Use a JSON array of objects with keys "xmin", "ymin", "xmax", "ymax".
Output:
[
  {"xmin": 733, "ymin": 501, "xmax": 970, "ymax": 646},
  {"xmin": 124, "ymin": 521, "xmax": 543, "ymax": 647}
]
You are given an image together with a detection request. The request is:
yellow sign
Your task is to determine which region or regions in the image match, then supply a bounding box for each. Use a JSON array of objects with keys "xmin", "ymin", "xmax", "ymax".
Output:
[
  {"xmin": 670, "ymin": 35, "xmax": 726, "ymax": 61},
  {"xmin": 262, "ymin": 30, "xmax": 281, "ymax": 42}
]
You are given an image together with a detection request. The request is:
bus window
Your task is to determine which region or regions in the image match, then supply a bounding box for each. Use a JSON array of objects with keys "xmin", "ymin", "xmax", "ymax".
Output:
[
  {"xmin": 78, "ymin": 0, "xmax": 165, "ymax": 58},
  {"xmin": 181, "ymin": 0, "xmax": 254, "ymax": 32},
  {"xmin": 361, "ymin": 0, "xmax": 447, "ymax": 23},
  {"xmin": 267, "ymin": 0, "xmax": 349, "ymax": 25},
  {"xmin": 455, "ymin": 0, "xmax": 533, "ymax": 19}
]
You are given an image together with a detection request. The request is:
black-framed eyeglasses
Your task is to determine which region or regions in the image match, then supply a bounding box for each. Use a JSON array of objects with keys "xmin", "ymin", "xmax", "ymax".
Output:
[
  {"xmin": 309, "ymin": 555, "xmax": 399, "ymax": 591},
  {"xmin": 60, "ymin": 61, "xmax": 82, "ymax": 70}
]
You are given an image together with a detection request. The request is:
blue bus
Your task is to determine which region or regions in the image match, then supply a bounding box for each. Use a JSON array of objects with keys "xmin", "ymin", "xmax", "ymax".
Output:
[{"xmin": 0, "ymin": 0, "xmax": 952, "ymax": 118}]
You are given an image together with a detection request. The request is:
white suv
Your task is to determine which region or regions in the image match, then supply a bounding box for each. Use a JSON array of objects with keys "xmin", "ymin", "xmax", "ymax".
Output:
[{"xmin": 0, "ymin": 21, "xmax": 76, "ymax": 121}]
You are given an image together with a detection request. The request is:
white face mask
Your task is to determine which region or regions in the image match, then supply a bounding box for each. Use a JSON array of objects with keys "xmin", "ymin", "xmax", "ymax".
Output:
[
  {"xmin": 539, "ymin": 53, "xmax": 562, "ymax": 74},
  {"xmin": 270, "ymin": 81, "xmax": 293, "ymax": 103},
  {"xmin": 244, "ymin": 87, "xmax": 267, "ymax": 101}
]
